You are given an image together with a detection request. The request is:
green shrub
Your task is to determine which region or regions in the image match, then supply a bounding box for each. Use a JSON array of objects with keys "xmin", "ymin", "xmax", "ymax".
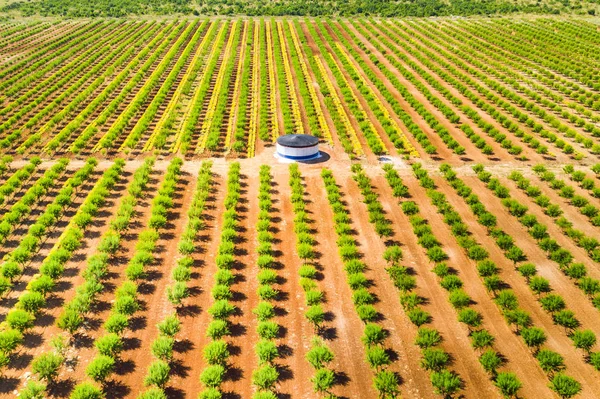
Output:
[
  {"xmin": 104, "ymin": 313, "xmax": 128, "ymax": 335},
  {"xmin": 374, "ymin": 370, "xmax": 400, "ymax": 398},
  {"xmin": 255, "ymin": 339, "xmax": 278, "ymax": 364},
  {"xmin": 203, "ymin": 340, "xmax": 229, "ymax": 366},
  {"xmin": 311, "ymin": 368, "xmax": 334, "ymax": 394},
  {"xmin": 69, "ymin": 382, "xmax": 104, "ymax": 399},
  {"xmin": 32, "ymin": 352, "xmax": 64, "ymax": 382},
  {"xmin": 366, "ymin": 346, "xmax": 390, "ymax": 370},
  {"xmin": 151, "ymin": 335, "xmax": 175, "ymax": 362},
  {"xmin": 144, "ymin": 360, "xmax": 170, "ymax": 387},
  {"xmin": 6, "ymin": 309, "xmax": 34, "ymax": 331},
  {"xmin": 206, "ymin": 320, "xmax": 230, "ymax": 340},
  {"xmin": 362, "ymin": 323, "xmax": 386, "ymax": 347},
  {"xmin": 86, "ymin": 355, "xmax": 115, "ymax": 383},
  {"xmin": 479, "ymin": 349, "xmax": 502, "ymax": 376},
  {"xmin": 257, "ymin": 321, "xmax": 279, "ymax": 340},
  {"xmin": 252, "ymin": 364, "xmax": 279, "ymax": 390},
  {"xmin": 306, "ymin": 340, "xmax": 334, "ymax": 369},
  {"xmin": 95, "ymin": 333, "xmax": 123, "ymax": 358},
  {"xmin": 430, "ymin": 370, "xmax": 461, "ymax": 398},
  {"xmin": 495, "ymin": 372, "xmax": 522, "ymax": 398},
  {"xmin": 200, "ymin": 365, "xmax": 225, "ymax": 388}
]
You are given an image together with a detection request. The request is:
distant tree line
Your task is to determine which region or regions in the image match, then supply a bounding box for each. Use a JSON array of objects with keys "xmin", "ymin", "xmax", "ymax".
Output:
[{"xmin": 1, "ymin": 0, "xmax": 598, "ymax": 18}]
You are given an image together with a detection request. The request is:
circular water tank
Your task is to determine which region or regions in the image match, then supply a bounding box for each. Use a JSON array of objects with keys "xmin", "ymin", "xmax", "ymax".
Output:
[{"xmin": 276, "ymin": 134, "xmax": 320, "ymax": 160}]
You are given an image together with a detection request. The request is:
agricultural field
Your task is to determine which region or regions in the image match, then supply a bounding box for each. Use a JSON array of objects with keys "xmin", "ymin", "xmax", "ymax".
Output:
[
  {"xmin": 1, "ymin": 17, "xmax": 600, "ymax": 162},
  {"xmin": 0, "ymin": 15, "xmax": 600, "ymax": 399}
]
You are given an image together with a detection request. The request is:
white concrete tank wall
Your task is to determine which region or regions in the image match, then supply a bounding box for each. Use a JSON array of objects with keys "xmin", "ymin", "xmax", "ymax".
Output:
[{"xmin": 276, "ymin": 142, "xmax": 319, "ymax": 160}]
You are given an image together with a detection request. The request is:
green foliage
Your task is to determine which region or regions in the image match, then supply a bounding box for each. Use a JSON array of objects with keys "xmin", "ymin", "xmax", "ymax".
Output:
[
  {"xmin": 203, "ymin": 340, "xmax": 229, "ymax": 366},
  {"xmin": 206, "ymin": 320, "xmax": 230, "ymax": 340},
  {"xmin": 257, "ymin": 321, "xmax": 279, "ymax": 340},
  {"xmin": 86, "ymin": 355, "xmax": 115, "ymax": 383},
  {"xmin": 495, "ymin": 372, "xmax": 522, "ymax": 398},
  {"xmin": 255, "ymin": 339, "xmax": 279, "ymax": 364},
  {"xmin": 571, "ymin": 329, "xmax": 596, "ymax": 354},
  {"xmin": 430, "ymin": 369, "xmax": 461, "ymax": 397},
  {"xmin": 366, "ymin": 345, "xmax": 390, "ymax": 370},
  {"xmin": 19, "ymin": 380, "xmax": 47, "ymax": 399},
  {"xmin": 200, "ymin": 365, "xmax": 225, "ymax": 388},
  {"xmin": 137, "ymin": 388, "xmax": 167, "ymax": 399},
  {"xmin": 32, "ymin": 352, "xmax": 64, "ymax": 382},
  {"xmin": 69, "ymin": 382, "xmax": 104, "ymax": 399},
  {"xmin": 151, "ymin": 336, "xmax": 175, "ymax": 362},
  {"xmin": 479, "ymin": 349, "xmax": 502, "ymax": 376},
  {"xmin": 311, "ymin": 368, "xmax": 335, "ymax": 394},
  {"xmin": 306, "ymin": 339, "xmax": 334, "ymax": 369},
  {"xmin": 536, "ymin": 349, "xmax": 565, "ymax": 375},
  {"xmin": 373, "ymin": 370, "xmax": 400, "ymax": 398},
  {"xmin": 6, "ymin": 309, "xmax": 34, "ymax": 331},
  {"xmin": 95, "ymin": 333, "xmax": 123, "ymax": 358},
  {"xmin": 252, "ymin": 364, "xmax": 279, "ymax": 390},
  {"xmin": 144, "ymin": 360, "xmax": 170, "ymax": 387},
  {"xmin": 415, "ymin": 327, "xmax": 441, "ymax": 349},
  {"xmin": 549, "ymin": 374, "xmax": 581, "ymax": 398},
  {"xmin": 421, "ymin": 348, "xmax": 449, "ymax": 371}
]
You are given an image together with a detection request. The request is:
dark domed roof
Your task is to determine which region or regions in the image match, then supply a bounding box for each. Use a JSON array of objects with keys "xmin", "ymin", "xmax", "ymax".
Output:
[{"xmin": 276, "ymin": 134, "xmax": 319, "ymax": 148}]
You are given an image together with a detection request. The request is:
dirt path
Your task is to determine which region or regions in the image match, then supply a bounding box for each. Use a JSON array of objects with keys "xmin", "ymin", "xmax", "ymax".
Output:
[
  {"xmin": 270, "ymin": 166, "xmax": 314, "ymax": 398},
  {"xmin": 219, "ymin": 167, "xmax": 259, "ymax": 399}
]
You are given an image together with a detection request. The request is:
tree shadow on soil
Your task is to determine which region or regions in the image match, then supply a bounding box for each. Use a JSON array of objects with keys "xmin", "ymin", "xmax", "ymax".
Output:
[
  {"xmin": 48, "ymin": 378, "xmax": 75, "ymax": 398},
  {"xmin": 103, "ymin": 379, "xmax": 130, "ymax": 399},
  {"xmin": 0, "ymin": 377, "xmax": 18, "ymax": 393},
  {"xmin": 170, "ymin": 359, "xmax": 191, "ymax": 378},
  {"xmin": 225, "ymin": 366, "xmax": 244, "ymax": 383},
  {"xmin": 173, "ymin": 339, "xmax": 194, "ymax": 354}
]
